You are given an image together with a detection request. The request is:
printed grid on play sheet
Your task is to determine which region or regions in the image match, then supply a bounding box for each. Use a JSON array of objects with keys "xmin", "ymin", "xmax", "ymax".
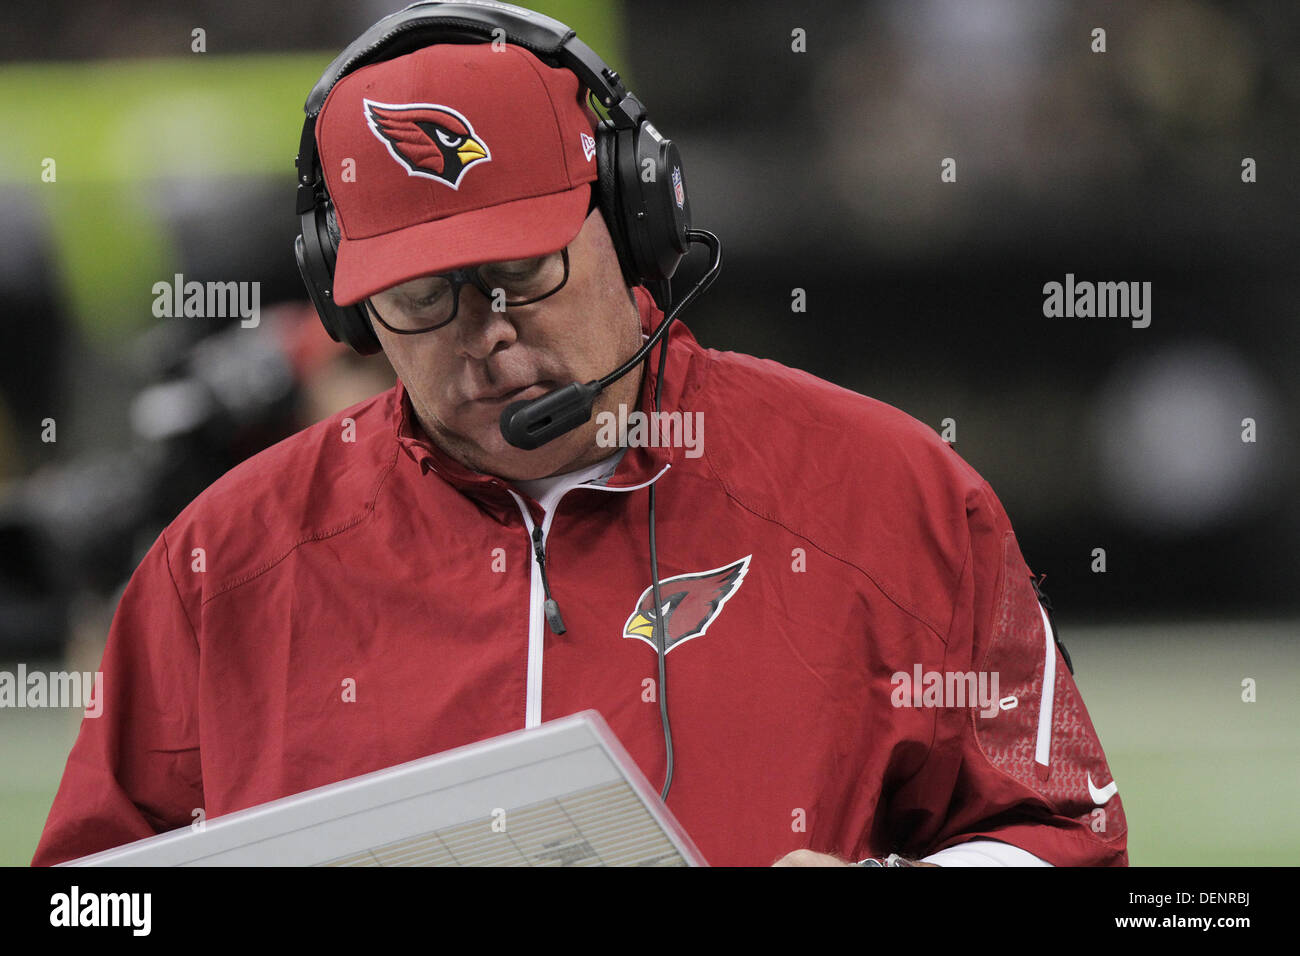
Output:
[{"xmin": 320, "ymin": 780, "xmax": 687, "ymax": 867}]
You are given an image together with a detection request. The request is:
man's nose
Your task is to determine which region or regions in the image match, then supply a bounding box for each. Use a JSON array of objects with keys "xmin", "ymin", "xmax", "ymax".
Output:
[{"xmin": 454, "ymin": 285, "xmax": 519, "ymax": 360}]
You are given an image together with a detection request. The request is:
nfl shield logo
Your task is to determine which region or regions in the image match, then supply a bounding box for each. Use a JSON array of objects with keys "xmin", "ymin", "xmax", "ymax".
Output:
[{"xmin": 672, "ymin": 166, "xmax": 685, "ymax": 208}]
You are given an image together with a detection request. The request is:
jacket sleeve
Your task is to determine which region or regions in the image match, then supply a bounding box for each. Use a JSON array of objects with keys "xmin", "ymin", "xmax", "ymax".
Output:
[
  {"xmin": 885, "ymin": 478, "xmax": 1128, "ymax": 866},
  {"xmin": 31, "ymin": 531, "xmax": 204, "ymax": 866}
]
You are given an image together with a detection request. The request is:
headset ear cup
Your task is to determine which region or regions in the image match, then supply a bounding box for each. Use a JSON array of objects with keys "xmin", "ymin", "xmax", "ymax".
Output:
[
  {"xmin": 321, "ymin": 205, "xmax": 382, "ymax": 355},
  {"xmin": 611, "ymin": 122, "xmax": 690, "ymax": 284},
  {"xmin": 595, "ymin": 120, "xmax": 639, "ymax": 287},
  {"xmin": 296, "ymin": 204, "xmax": 381, "ymax": 355},
  {"xmin": 626, "ymin": 125, "xmax": 690, "ymax": 282}
]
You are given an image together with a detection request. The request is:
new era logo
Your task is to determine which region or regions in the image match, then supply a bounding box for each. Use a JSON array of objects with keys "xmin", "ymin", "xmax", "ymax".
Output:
[{"xmin": 581, "ymin": 131, "xmax": 596, "ymax": 162}]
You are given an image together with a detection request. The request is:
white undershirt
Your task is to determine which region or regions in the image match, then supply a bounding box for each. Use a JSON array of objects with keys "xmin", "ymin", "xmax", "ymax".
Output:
[
  {"xmin": 922, "ymin": 838, "xmax": 1053, "ymax": 867},
  {"xmin": 509, "ymin": 448, "xmax": 627, "ymax": 514}
]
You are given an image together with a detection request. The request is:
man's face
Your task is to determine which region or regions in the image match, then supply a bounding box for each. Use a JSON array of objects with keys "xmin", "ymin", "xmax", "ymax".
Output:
[{"xmin": 370, "ymin": 208, "xmax": 644, "ymax": 481}]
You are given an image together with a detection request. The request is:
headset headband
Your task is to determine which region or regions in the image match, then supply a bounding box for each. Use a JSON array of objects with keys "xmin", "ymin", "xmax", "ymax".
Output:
[{"xmin": 295, "ymin": 0, "xmax": 646, "ymax": 216}]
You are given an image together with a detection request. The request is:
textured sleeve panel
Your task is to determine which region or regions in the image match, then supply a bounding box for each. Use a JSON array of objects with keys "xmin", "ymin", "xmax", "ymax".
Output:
[
  {"xmin": 887, "ymin": 472, "xmax": 1129, "ymax": 866},
  {"xmin": 971, "ymin": 531, "xmax": 1127, "ymax": 855}
]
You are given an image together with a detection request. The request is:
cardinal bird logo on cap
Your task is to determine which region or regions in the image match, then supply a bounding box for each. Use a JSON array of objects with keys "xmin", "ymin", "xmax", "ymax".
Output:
[
  {"xmin": 363, "ymin": 99, "xmax": 491, "ymax": 189},
  {"xmin": 623, "ymin": 556, "xmax": 751, "ymax": 654}
]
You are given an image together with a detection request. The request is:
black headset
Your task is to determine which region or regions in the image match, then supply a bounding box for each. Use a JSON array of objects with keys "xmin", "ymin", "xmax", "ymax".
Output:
[{"xmin": 294, "ymin": 0, "xmax": 693, "ymax": 355}]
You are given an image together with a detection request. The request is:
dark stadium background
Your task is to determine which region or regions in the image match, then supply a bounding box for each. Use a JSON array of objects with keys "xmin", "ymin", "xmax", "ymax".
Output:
[{"xmin": 1, "ymin": 0, "xmax": 1296, "ymax": 866}]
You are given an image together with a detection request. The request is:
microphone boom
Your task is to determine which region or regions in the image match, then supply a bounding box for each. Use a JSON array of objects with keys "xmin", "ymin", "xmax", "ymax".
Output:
[{"xmin": 498, "ymin": 229, "xmax": 722, "ymax": 451}]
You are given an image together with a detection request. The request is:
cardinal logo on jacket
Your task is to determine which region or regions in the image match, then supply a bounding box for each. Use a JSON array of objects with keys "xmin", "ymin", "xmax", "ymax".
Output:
[{"xmin": 623, "ymin": 556, "xmax": 751, "ymax": 653}]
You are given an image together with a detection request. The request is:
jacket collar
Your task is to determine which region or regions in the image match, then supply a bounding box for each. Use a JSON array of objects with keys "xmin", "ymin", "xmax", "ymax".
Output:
[{"xmin": 392, "ymin": 286, "xmax": 693, "ymax": 511}]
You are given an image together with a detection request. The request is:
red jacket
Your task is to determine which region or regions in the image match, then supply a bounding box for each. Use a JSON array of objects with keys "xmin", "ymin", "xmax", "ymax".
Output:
[{"xmin": 34, "ymin": 288, "xmax": 1127, "ymax": 866}]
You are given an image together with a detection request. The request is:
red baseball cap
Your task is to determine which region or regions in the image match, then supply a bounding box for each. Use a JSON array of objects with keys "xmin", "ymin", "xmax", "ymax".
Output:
[{"xmin": 316, "ymin": 42, "xmax": 600, "ymax": 307}]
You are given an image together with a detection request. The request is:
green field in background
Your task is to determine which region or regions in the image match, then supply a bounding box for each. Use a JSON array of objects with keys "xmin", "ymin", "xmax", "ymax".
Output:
[
  {"xmin": 0, "ymin": 0, "xmax": 625, "ymax": 346},
  {"xmin": 3, "ymin": 620, "xmax": 1297, "ymax": 866}
]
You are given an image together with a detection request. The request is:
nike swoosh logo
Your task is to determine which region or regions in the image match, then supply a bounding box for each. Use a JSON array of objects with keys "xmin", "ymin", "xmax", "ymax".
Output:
[{"xmin": 1088, "ymin": 772, "xmax": 1118, "ymax": 805}]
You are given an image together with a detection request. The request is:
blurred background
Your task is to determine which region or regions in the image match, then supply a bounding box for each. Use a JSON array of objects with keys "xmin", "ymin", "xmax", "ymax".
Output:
[{"xmin": 0, "ymin": 0, "xmax": 1296, "ymax": 865}]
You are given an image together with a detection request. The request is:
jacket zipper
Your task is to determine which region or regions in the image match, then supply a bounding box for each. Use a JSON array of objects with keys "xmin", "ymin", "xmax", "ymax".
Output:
[
  {"xmin": 530, "ymin": 526, "xmax": 567, "ymax": 635},
  {"xmin": 504, "ymin": 463, "xmax": 671, "ymax": 730},
  {"xmin": 506, "ymin": 490, "xmax": 560, "ymax": 730}
]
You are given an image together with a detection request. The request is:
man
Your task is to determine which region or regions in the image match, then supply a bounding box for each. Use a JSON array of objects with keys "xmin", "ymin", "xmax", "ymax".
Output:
[{"xmin": 33, "ymin": 9, "xmax": 1126, "ymax": 867}]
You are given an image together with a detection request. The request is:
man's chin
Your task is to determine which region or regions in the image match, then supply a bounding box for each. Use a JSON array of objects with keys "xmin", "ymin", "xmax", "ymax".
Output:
[{"xmin": 434, "ymin": 422, "xmax": 592, "ymax": 481}]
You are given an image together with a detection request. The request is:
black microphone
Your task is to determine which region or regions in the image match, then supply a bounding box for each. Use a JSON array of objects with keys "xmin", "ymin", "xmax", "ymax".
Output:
[
  {"xmin": 499, "ymin": 381, "xmax": 602, "ymax": 451},
  {"xmin": 499, "ymin": 229, "xmax": 721, "ymax": 451}
]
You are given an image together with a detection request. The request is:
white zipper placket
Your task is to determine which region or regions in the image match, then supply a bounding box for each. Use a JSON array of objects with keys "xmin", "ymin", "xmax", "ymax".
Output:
[
  {"xmin": 505, "ymin": 463, "xmax": 671, "ymax": 730},
  {"xmin": 506, "ymin": 488, "xmax": 558, "ymax": 729}
]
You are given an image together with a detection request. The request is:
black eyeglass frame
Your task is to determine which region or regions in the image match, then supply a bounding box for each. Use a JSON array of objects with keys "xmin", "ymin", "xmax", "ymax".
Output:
[{"xmin": 364, "ymin": 248, "xmax": 571, "ymax": 335}]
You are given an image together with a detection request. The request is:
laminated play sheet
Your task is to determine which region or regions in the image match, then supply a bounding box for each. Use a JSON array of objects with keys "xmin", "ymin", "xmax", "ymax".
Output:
[{"xmin": 64, "ymin": 711, "xmax": 706, "ymax": 867}]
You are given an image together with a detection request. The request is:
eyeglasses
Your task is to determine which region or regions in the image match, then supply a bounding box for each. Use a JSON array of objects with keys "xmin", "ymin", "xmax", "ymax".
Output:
[{"xmin": 366, "ymin": 247, "xmax": 570, "ymax": 335}]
